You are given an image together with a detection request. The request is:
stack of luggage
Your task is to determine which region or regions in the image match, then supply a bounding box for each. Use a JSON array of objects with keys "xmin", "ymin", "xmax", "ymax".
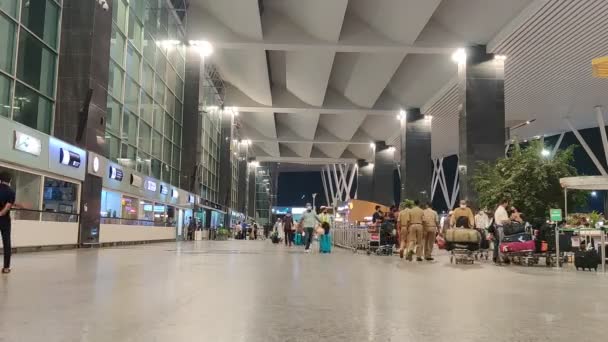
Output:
[
  {"xmin": 499, "ymin": 221, "xmax": 535, "ymax": 253},
  {"xmin": 444, "ymin": 228, "xmax": 481, "ymax": 251}
]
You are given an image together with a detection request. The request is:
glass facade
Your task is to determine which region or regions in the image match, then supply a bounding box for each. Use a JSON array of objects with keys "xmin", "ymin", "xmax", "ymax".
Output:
[
  {"xmin": 0, "ymin": 0, "xmax": 61, "ymax": 134},
  {"xmin": 255, "ymin": 166, "xmax": 273, "ymax": 226},
  {"xmin": 106, "ymin": 0, "xmax": 186, "ymax": 187},
  {"xmin": 199, "ymin": 108, "xmax": 221, "ymax": 204}
]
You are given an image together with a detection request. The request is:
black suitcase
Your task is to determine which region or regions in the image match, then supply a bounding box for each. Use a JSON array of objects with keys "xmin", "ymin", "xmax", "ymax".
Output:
[
  {"xmin": 502, "ymin": 222, "xmax": 526, "ymax": 236},
  {"xmin": 574, "ymin": 249, "xmax": 600, "ymax": 271},
  {"xmin": 502, "ymin": 232, "xmax": 532, "ymax": 243}
]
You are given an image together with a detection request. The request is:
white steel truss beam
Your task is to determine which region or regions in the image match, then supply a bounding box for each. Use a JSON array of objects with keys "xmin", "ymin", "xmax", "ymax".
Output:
[{"xmin": 565, "ymin": 118, "xmax": 608, "ymax": 176}]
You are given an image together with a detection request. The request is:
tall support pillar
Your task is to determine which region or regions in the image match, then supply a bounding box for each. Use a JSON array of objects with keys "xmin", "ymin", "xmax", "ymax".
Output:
[
  {"xmin": 247, "ymin": 163, "xmax": 256, "ymax": 219},
  {"xmin": 181, "ymin": 49, "xmax": 203, "ymax": 195},
  {"xmin": 400, "ymin": 108, "xmax": 432, "ymax": 203},
  {"xmin": 457, "ymin": 45, "xmax": 506, "ymax": 204},
  {"xmin": 372, "ymin": 142, "xmax": 396, "ymax": 206},
  {"xmin": 356, "ymin": 160, "xmax": 374, "ymax": 202},
  {"xmin": 55, "ymin": 0, "xmax": 112, "ymax": 245}
]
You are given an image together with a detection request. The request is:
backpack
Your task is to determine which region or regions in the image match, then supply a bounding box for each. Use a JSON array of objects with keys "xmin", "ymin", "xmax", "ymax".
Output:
[{"xmin": 455, "ymin": 215, "xmax": 470, "ymax": 228}]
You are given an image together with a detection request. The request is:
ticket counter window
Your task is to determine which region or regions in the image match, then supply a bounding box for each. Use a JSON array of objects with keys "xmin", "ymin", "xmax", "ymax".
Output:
[
  {"xmin": 0, "ymin": 165, "xmax": 41, "ymax": 220},
  {"xmin": 140, "ymin": 201, "xmax": 154, "ymax": 221},
  {"xmin": 154, "ymin": 204, "xmax": 167, "ymax": 224},
  {"xmin": 43, "ymin": 177, "xmax": 79, "ymax": 214},
  {"xmin": 121, "ymin": 196, "xmax": 139, "ymax": 220},
  {"xmin": 101, "ymin": 190, "xmax": 121, "ymax": 218}
]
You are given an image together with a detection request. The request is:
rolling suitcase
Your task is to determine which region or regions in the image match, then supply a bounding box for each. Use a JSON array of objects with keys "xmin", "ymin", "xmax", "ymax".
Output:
[
  {"xmin": 574, "ymin": 249, "xmax": 599, "ymax": 271},
  {"xmin": 319, "ymin": 234, "xmax": 332, "ymax": 253},
  {"xmin": 500, "ymin": 240, "xmax": 535, "ymax": 253}
]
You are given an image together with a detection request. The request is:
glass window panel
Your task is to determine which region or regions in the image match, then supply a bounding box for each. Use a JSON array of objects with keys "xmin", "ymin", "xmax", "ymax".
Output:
[
  {"xmin": 0, "ymin": 13, "xmax": 16, "ymax": 74},
  {"xmin": 43, "ymin": 177, "xmax": 78, "ymax": 214},
  {"xmin": 165, "ymin": 64, "xmax": 176, "ymax": 94},
  {"xmin": 0, "ymin": 74, "xmax": 11, "ymax": 118},
  {"xmin": 0, "ymin": 167, "xmax": 42, "ymax": 220},
  {"xmin": 152, "ymin": 130, "xmax": 162, "ymax": 158},
  {"xmin": 105, "ymin": 133, "xmax": 120, "ymax": 161},
  {"xmin": 151, "ymin": 158, "xmax": 161, "ymax": 179},
  {"xmin": 142, "ymin": 33, "xmax": 155, "ymax": 65},
  {"xmin": 176, "ymin": 77, "xmax": 184, "ymax": 101},
  {"xmin": 140, "ymin": 91, "xmax": 153, "ymax": 124},
  {"xmin": 110, "ymin": 25, "xmax": 125, "ymax": 65},
  {"xmin": 121, "ymin": 110, "xmax": 138, "ymax": 145},
  {"xmin": 154, "ymin": 76, "xmax": 165, "ymax": 107},
  {"xmin": 108, "ymin": 62, "xmax": 123, "ymax": 99},
  {"xmin": 125, "ymin": 44, "xmax": 141, "ymax": 82},
  {"xmin": 163, "ymin": 138, "xmax": 171, "ymax": 163},
  {"xmin": 166, "ymin": 92, "xmax": 175, "ymax": 116},
  {"xmin": 16, "ymin": 29, "xmax": 56, "ymax": 97},
  {"xmin": 173, "ymin": 122, "xmax": 181, "ymax": 144},
  {"xmin": 164, "ymin": 112, "xmax": 172, "ymax": 139},
  {"xmin": 21, "ymin": 0, "xmax": 59, "ymax": 48},
  {"xmin": 143, "ymin": 4, "xmax": 158, "ymax": 36},
  {"xmin": 138, "ymin": 121, "xmax": 151, "ymax": 153},
  {"xmin": 127, "ymin": 12, "xmax": 142, "ymax": 51},
  {"xmin": 172, "ymin": 145, "xmax": 180, "ymax": 168},
  {"xmin": 119, "ymin": 143, "xmax": 136, "ymax": 169},
  {"xmin": 0, "ymin": 0, "xmax": 18, "ymax": 17},
  {"xmin": 124, "ymin": 77, "xmax": 139, "ymax": 113},
  {"xmin": 112, "ymin": 0, "xmax": 127, "ymax": 32},
  {"xmin": 172, "ymin": 168, "xmax": 179, "ymax": 187},
  {"xmin": 142, "ymin": 63, "xmax": 154, "ymax": 95},
  {"xmin": 175, "ymin": 99, "xmax": 182, "ymax": 124},
  {"xmin": 137, "ymin": 152, "xmax": 151, "ymax": 175},
  {"xmin": 153, "ymin": 104, "xmax": 163, "ymax": 131},
  {"xmin": 155, "ymin": 52, "xmax": 166, "ymax": 80},
  {"xmin": 106, "ymin": 97, "xmax": 121, "ymax": 134},
  {"xmin": 130, "ymin": 0, "xmax": 145, "ymax": 21},
  {"xmin": 159, "ymin": 7, "xmax": 168, "ymax": 35},
  {"xmin": 162, "ymin": 164, "xmax": 170, "ymax": 183},
  {"xmin": 13, "ymin": 82, "xmax": 52, "ymax": 134}
]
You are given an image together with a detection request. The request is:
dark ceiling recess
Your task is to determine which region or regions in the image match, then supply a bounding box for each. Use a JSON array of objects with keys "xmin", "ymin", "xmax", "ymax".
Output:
[{"xmin": 170, "ymin": 0, "xmax": 188, "ymax": 21}]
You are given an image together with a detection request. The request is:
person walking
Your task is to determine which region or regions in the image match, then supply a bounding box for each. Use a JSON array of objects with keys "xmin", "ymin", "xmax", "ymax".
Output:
[
  {"xmin": 403, "ymin": 200, "xmax": 425, "ymax": 261},
  {"xmin": 493, "ymin": 199, "xmax": 511, "ymax": 264},
  {"xmin": 422, "ymin": 202, "xmax": 439, "ymax": 261},
  {"xmin": 299, "ymin": 203, "xmax": 320, "ymax": 253},
  {"xmin": 397, "ymin": 202, "xmax": 412, "ymax": 258},
  {"xmin": 0, "ymin": 172, "xmax": 16, "ymax": 274},
  {"xmin": 283, "ymin": 214, "xmax": 294, "ymax": 246}
]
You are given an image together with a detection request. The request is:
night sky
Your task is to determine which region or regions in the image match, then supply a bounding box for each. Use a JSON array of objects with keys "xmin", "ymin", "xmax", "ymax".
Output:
[{"xmin": 277, "ymin": 172, "xmax": 328, "ymax": 207}]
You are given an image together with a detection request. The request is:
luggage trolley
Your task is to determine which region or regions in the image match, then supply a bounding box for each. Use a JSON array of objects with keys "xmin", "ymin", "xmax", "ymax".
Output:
[
  {"xmin": 366, "ymin": 221, "xmax": 395, "ymax": 255},
  {"xmin": 449, "ymin": 244, "xmax": 477, "ymax": 264},
  {"xmin": 445, "ymin": 228, "xmax": 483, "ymax": 265}
]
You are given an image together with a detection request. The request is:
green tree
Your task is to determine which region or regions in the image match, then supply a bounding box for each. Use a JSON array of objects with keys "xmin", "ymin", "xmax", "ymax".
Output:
[{"xmin": 472, "ymin": 140, "xmax": 585, "ymax": 219}]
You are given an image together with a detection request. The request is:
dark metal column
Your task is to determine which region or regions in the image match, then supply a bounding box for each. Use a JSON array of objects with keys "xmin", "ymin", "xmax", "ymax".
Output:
[
  {"xmin": 400, "ymin": 108, "xmax": 432, "ymax": 203},
  {"xmin": 372, "ymin": 142, "xmax": 396, "ymax": 206},
  {"xmin": 55, "ymin": 0, "xmax": 112, "ymax": 245},
  {"xmin": 181, "ymin": 49, "xmax": 203, "ymax": 194},
  {"xmin": 458, "ymin": 45, "xmax": 506, "ymax": 204},
  {"xmin": 218, "ymin": 114, "xmax": 234, "ymax": 214}
]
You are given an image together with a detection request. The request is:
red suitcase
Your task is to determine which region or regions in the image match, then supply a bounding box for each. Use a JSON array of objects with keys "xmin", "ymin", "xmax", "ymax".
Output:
[{"xmin": 500, "ymin": 240, "xmax": 535, "ymax": 253}]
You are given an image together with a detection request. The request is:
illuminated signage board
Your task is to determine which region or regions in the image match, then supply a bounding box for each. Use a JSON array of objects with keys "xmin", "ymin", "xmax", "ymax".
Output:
[
  {"xmin": 171, "ymin": 189, "xmax": 179, "ymax": 199},
  {"xmin": 13, "ymin": 131, "xmax": 42, "ymax": 156},
  {"xmin": 146, "ymin": 180, "xmax": 157, "ymax": 192},
  {"xmin": 160, "ymin": 185, "xmax": 169, "ymax": 195},
  {"xmin": 188, "ymin": 195, "xmax": 195, "ymax": 204},
  {"xmin": 109, "ymin": 166, "xmax": 124, "ymax": 181},
  {"xmin": 60, "ymin": 148, "xmax": 82, "ymax": 168}
]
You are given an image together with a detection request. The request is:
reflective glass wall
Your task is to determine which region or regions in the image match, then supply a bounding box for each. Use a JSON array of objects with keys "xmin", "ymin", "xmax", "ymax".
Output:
[
  {"xmin": 106, "ymin": 0, "xmax": 185, "ymax": 187},
  {"xmin": 0, "ymin": 0, "xmax": 61, "ymax": 134}
]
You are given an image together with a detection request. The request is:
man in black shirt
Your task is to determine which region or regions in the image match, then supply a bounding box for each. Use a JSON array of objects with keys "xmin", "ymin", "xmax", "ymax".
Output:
[
  {"xmin": 0, "ymin": 172, "xmax": 16, "ymax": 274},
  {"xmin": 372, "ymin": 205, "xmax": 383, "ymax": 224}
]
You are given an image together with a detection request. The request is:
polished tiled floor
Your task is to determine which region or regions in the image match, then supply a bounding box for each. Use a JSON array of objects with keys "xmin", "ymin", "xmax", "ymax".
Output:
[{"xmin": 1, "ymin": 240, "xmax": 607, "ymax": 342}]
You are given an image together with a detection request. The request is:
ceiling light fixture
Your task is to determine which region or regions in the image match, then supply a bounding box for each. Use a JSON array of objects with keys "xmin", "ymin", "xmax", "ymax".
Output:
[
  {"xmin": 494, "ymin": 54, "xmax": 507, "ymax": 61},
  {"xmin": 451, "ymin": 48, "xmax": 467, "ymax": 64},
  {"xmin": 370, "ymin": 143, "xmax": 376, "ymax": 149},
  {"xmin": 541, "ymin": 149, "xmax": 550, "ymax": 157},
  {"xmin": 397, "ymin": 109, "xmax": 407, "ymax": 121},
  {"xmin": 189, "ymin": 40, "xmax": 214, "ymax": 57},
  {"xmin": 388, "ymin": 146, "xmax": 396, "ymax": 152}
]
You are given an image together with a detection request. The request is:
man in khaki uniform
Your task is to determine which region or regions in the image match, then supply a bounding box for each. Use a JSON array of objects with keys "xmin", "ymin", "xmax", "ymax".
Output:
[
  {"xmin": 397, "ymin": 205, "xmax": 411, "ymax": 259},
  {"xmin": 422, "ymin": 202, "xmax": 439, "ymax": 261},
  {"xmin": 404, "ymin": 200, "xmax": 425, "ymax": 261}
]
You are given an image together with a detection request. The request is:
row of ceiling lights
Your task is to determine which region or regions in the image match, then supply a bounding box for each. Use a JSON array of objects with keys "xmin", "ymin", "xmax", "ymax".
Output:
[{"xmin": 451, "ymin": 48, "xmax": 507, "ymax": 64}]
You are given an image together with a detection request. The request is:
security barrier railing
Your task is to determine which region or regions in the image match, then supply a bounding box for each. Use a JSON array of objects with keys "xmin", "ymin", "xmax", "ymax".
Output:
[{"xmin": 332, "ymin": 223, "xmax": 369, "ymax": 251}]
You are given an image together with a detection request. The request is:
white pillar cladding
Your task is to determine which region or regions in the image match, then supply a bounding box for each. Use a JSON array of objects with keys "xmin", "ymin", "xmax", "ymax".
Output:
[
  {"xmin": 551, "ymin": 132, "xmax": 565, "ymax": 158},
  {"xmin": 322, "ymin": 163, "xmax": 357, "ymax": 207}
]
